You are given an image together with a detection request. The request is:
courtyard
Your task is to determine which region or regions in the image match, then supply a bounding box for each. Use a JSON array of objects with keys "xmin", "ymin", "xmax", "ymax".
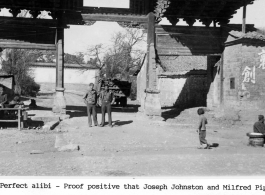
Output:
[{"xmin": 0, "ymin": 92, "xmax": 263, "ymax": 176}]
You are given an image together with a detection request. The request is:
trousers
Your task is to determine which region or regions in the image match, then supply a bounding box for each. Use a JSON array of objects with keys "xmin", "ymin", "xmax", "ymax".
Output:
[
  {"xmin": 199, "ymin": 130, "xmax": 208, "ymax": 145},
  {"xmin": 87, "ymin": 104, "xmax": 98, "ymax": 126},
  {"xmin": 101, "ymin": 102, "xmax": 112, "ymax": 125}
]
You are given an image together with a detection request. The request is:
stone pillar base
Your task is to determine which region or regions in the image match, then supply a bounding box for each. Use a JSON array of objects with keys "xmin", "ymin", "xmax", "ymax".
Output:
[
  {"xmin": 52, "ymin": 88, "xmax": 66, "ymax": 114},
  {"xmin": 144, "ymin": 90, "xmax": 161, "ymax": 116},
  {"xmin": 138, "ymin": 93, "xmax": 147, "ymax": 113}
]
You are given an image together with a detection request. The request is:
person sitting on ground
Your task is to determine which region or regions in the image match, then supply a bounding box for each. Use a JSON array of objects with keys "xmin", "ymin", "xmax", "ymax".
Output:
[
  {"xmin": 0, "ymin": 86, "xmax": 8, "ymax": 119},
  {"xmin": 8, "ymin": 96, "xmax": 24, "ymax": 117},
  {"xmin": 9, "ymin": 95, "xmax": 24, "ymax": 108},
  {"xmin": 253, "ymin": 115, "xmax": 265, "ymax": 134},
  {"xmin": 29, "ymin": 99, "xmax": 37, "ymax": 109}
]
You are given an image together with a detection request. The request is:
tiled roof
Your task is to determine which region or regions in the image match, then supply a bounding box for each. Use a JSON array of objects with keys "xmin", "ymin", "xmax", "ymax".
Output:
[
  {"xmin": 230, "ymin": 31, "xmax": 265, "ymax": 41},
  {"xmin": 159, "ymin": 56, "xmax": 207, "ymax": 72}
]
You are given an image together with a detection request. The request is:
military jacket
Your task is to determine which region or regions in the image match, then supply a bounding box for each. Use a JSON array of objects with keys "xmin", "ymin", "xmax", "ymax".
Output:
[
  {"xmin": 83, "ymin": 89, "xmax": 97, "ymax": 105},
  {"xmin": 99, "ymin": 90, "xmax": 113, "ymax": 103}
]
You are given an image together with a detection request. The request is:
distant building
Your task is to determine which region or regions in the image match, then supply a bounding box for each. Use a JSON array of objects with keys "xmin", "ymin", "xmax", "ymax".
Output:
[
  {"xmin": 136, "ymin": 24, "xmax": 265, "ymax": 112},
  {"xmin": 213, "ymin": 31, "xmax": 265, "ymax": 109}
]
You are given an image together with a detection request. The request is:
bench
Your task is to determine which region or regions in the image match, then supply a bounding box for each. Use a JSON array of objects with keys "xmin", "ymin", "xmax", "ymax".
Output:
[{"xmin": 0, "ymin": 107, "xmax": 28, "ymax": 130}]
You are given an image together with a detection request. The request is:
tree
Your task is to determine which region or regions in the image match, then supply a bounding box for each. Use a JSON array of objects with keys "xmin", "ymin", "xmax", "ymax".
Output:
[
  {"xmin": 86, "ymin": 44, "xmax": 106, "ymax": 70},
  {"xmin": 36, "ymin": 51, "xmax": 85, "ymax": 65},
  {"xmin": 64, "ymin": 52, "xmax": 85, "ymax": 64},
  {"xmin": 35, "ymin": 50, "xmax": 56, "ymax": 63},
  {"xmin": 1, "ymin": 49, "xmax": 42, "ymax": 96},
  {"xmin": 86, "ymin": 28, "xmax": 146, "ymax": 80}
]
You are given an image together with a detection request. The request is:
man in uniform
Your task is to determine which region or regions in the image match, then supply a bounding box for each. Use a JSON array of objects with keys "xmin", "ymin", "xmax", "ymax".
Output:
[
  {"xmin": 253, "ymin": 115, "xmax": 265, "ymax": 134},
  {"xmin": 83, "ymin": 83, "xmax": 98, "ymax": 127},
  {"xmin": 99, "ymin": 85, "xmax": 115, "ymax": 127}
]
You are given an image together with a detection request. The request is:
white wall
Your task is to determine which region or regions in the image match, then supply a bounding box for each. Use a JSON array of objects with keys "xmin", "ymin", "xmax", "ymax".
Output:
[{"xmin": 31, "ymin": 67, "xmax": 97, "ymax": 84}]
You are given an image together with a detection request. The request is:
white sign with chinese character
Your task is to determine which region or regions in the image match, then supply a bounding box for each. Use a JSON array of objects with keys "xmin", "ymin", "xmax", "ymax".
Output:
[
  {"xmin": 242, "ymin": 66, "xmax": 255, "ymax": 83},
  {"xmin": 258, "ymin": 49, "xmax": 265, "ymax": 69}
]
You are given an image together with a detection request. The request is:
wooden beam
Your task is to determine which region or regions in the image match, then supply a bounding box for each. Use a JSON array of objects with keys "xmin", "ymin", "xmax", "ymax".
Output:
[
  {"xmin": 156, "ymin": 25, "xmax": 220, "ymax": 34},
  {"xmin": 31, "ymin": 62, "xmax": 99, "ymax": 70},
  {"xmin": 0, "ymin": 0, "xmax": 83, "ymax": 12},
  {"xmin": 81, "ymin": 13, "xmax": 147, "ymax": 23},
  {"xmin": 0, "ymin": 16, "xmax": 60, "ymax": 28},
  {"xmin": 82, "ymin": 7, "xmax": 131, "ymax": 14},
  {"xmin": 0, "ymin": 42, "xmax": 56, "ymax": 50},
  {"xmin": 242, "ymin": 5, "xmax": 246, "ymax": 33}
]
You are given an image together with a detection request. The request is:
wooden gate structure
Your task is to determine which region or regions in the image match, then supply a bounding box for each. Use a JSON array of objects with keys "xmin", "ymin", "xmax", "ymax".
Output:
[{"xmin": 0, "ymin": 0, "xmax": 255, "ymax": 116}]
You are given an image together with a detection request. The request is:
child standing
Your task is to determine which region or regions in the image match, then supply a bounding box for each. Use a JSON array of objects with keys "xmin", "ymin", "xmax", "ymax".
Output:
[{"xmin": 197, "ymin": 108, "xmax": 210, "ymax": 149}]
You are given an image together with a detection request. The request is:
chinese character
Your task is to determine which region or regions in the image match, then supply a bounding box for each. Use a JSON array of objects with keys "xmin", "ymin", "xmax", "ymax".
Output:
[
  {"xmin": 258, "ymin": 49, "xmax": 265, "ymax": 69},
  {"xmin": 242, "ymin": 66, "xmax": 255, "ymax": 83}
]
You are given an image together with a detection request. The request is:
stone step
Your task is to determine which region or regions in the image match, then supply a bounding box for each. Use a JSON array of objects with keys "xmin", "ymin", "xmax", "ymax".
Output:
[{"xmin": 30, "ymin": 116, "xmax": 60, "ymax": 123}]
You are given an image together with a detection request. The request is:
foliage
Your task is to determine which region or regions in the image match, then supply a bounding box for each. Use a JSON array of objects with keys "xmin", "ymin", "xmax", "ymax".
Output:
[
  {"xmin": 35, "ymin": 50, "xmax": 55, "ymax": 63},
  {"xmin": 1, "ymin": 49, "xmax": 42, "ymax": 96},
  {"xmin": 36, "ymin": 51, "xmax": 85, "ymax": 65},
  {"xmin": 64, "ymin": 52, "xmax": 85, "ymax": 64}
]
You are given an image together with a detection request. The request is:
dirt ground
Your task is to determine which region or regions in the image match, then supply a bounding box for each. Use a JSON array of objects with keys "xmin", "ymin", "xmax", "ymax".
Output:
[{"xmin": 0, "ymin": 92, "xmax": 265, "ymax": 176}]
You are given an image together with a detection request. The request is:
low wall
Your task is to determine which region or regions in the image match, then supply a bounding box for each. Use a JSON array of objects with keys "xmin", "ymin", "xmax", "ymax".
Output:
[
  {"xmin": 31, "ymin": 67, "xmax": 97, "ymax": 84},
  {"xmin": 38, "ymin": 82, "xmax": 88, "ymax": 94}
]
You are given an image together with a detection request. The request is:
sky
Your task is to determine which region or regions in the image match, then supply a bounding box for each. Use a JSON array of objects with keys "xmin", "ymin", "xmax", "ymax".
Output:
[
  {"xmin": 84, "ymin": 0, "xmax": 129, "ymax": 8},
  {"xmin": 65, "ymin": 0, "xmax": 265, "ymax": 54}
]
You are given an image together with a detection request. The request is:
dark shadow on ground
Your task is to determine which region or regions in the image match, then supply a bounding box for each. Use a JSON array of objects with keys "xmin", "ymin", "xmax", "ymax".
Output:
[
  {"xmin": 66, "ymin": 105, "xmax": 88, "ymax": 118},
  {"xmin": 113, "ymin": 120, "xmax": 133, "ymax": 126},
  {"xmin": 66, "ymin": 104, "xmax": 140, "ymax": 118},
  {"xmin": 210, "ymin": 143, "xmax": 219, "ymax": 148},
  {"xmin": 30, "ymin": 106, "xmax": 52, "ymax": 111},
  {"xmin": 162, "ymin": 108, "xmax": 185, "ymax": 121},
  {"xmin": 0, "ymin": 119, "xmax": 44, "ymax": 129}
]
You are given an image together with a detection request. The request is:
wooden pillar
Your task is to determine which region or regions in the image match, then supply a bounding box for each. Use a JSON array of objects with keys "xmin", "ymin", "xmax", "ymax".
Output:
[
  {"xmin": 146, "ymin": 12, "xmax": 156, "ymax": 89},
  {"xmin": 220, "ymin": 53, "xmax": 224, "ymax": 105},
  {"xmin": 242, "ymin": 5, "xmax": 246, "ymax": 33},
  {"xmin": 143, "ymin": 12, "xmax": 162, "ymax": 117},
  {"xmin": 52, "ymin": 11, "xmax": 66, "ymax": 114},
  {"xmin": 56, "ymin": 28, "xmax": 64, "ymax": 89}
]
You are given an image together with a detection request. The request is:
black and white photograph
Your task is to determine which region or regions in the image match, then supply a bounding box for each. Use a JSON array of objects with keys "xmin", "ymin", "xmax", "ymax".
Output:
[{"xmin": 0, "ymin": 0, "xmax": 265, "ymax": 194}]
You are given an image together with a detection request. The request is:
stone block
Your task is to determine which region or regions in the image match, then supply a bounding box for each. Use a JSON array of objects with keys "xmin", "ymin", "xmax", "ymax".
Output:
[
  {"xmin": 58, "ymin": 143, "xmax": 80, "ymax": 152},
  {"xmin": 55, "ymin": 134, "xmax": 68, "ymax": 148},
  {"xmin": 144, "ymin": 92, "xmax": 161, "ymax": 116},
  {"xmin": 31, "ymin": 116, "xmax": 60, "ymax": 123},
  {"xmin": 43, "ymin": 120, "xmax": 60, "ymax": 131},
  {"xmin": 59, "ymin": 114, "xmax": 70, "ymax": 120},
  {"xmin": 52, "ymin": 90, "xmax": 66, "ymax": 114}
]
